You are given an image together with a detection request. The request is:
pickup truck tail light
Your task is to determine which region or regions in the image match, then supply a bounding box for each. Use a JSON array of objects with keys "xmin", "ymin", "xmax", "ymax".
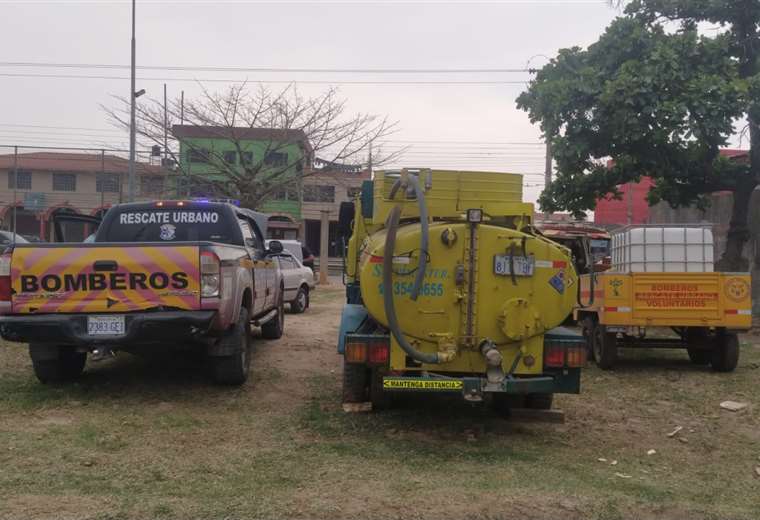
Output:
[
  {"xmin": 0, "ymin": 253, "xmax": 11, "ymax": 302},
  {"xmin": 200, "ymin": 251, "xmax": 221, "ymax": 298}
]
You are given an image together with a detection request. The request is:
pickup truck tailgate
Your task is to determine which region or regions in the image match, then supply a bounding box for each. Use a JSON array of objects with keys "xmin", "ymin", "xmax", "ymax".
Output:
[{"xmin": 11, "ymin": 245, "xmax": 201, "ymax": 314}]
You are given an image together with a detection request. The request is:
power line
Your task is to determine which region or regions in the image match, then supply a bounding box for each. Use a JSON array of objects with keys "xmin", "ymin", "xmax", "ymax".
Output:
[
  {"xmin": 0, "ymin": 72, "xmax": 530, "ymax": 85},
  {"xmin": 0, "ymin": 123, "xmax": 125, "ymax": 134},
  {"xmin": 0, "ymin": 61, "xmax": 531, "ymax": 74}
]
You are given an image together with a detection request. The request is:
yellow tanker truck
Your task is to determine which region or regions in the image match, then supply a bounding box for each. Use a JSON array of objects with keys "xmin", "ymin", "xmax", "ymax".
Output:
[{"xmin": 336, "ymin": 168, "xmax": 587, "ymax": 413}]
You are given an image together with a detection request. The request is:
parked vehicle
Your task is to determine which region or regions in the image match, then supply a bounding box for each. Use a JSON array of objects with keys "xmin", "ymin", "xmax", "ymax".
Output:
[
  {"xmin": 275, "ymin": 251, "xmax": 315, "ymax": 313},
  {"xmin": 0, "ymin": 200, "xmax": 285, "ymax": 385},
  {"xmin": 576, "ymin": 226, "xmax": 752, "ymax": 371},
  {"xmin": 337, "ymin": 168, "xmax": 586, "ymax": 413},
  {"xmin": 0, "ymin": 231, "xmax": 29, "ymax": 245},
  {"xmin": 267, "ymin": 239, "xmax": 304, "ymax": 263}
]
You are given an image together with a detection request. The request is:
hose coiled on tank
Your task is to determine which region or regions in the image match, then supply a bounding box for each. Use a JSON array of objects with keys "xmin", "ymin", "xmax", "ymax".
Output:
[
  {"xmin": 383, "ymin": 175, "xmax": 440, "ymax": 364},
  {"xmin": 388, "ymin": 175, "xmax": 429, "ymax": 301}
]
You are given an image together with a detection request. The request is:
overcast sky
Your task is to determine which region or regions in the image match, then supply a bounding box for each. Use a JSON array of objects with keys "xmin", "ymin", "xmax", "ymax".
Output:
[{"xmin": 0, "ymin": 0, "xmax": 624, "ymax": 202}]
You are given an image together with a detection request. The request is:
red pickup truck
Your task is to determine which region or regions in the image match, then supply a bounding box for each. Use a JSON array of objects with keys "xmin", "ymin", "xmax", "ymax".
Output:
[{"xmin": 0, "ymin": 200, "xmax": 285, "ymax": 385}]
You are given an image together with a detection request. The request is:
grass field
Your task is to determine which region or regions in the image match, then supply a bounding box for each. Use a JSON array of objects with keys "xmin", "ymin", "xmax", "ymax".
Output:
[{"xmin": 1, "ymin": 286, "xmax": 758, "ymax": 520}]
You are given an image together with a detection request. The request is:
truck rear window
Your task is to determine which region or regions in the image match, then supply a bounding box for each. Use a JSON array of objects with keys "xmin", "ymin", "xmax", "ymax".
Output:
[{"xmin": 102, "ymin": 208, "xmax": 240, "ymax": 244}]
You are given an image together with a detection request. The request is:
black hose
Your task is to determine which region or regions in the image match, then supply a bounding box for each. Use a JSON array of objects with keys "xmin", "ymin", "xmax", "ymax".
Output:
[
  {"xmin": 388, "ymin": 176, "xmax": 429, "ymax": 301},
  {"xmin": 383, "ymin": 205, "xmax": 440, "ymax": 364}
]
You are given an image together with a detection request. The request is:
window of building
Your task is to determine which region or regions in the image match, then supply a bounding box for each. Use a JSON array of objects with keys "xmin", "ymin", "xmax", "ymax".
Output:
[
  {"xmin": 264, "ymin": 151, "xmax": 288, "ymax": 167},
  {"xmin": 52, "ymin": 173, "xmax": 76, "ymax": 192},
  {"xmin": 347, "ymin": 187, "xmax": 362, "ymax": 199},
  {"xmin": 188, "ymin": 148, "xmax": 210, "ymax": 163},
  {"xmin": 272, "ymin": 185, "xmax": 299, "ymax": 201},
  {"xmin": 96, "ymin": 173, "xmax": 120, "ymax": 193},
  {"xmin": 241, "ymin": 151, "xmax": 254, "ymax": 166},
  {"xmin": 223, "ymin": 151, "xmax": 237, "ymax": 164},
  {"xmin": 140, "ymin": 175, "xmax": 165, "ymax": 197},
  {"xmin": 8, "ymin": 170, "xmax": 32, "ymax": 190},
  {"xmin": 303, "ymin": 184, "xmax": 334, "ymax": 203}
]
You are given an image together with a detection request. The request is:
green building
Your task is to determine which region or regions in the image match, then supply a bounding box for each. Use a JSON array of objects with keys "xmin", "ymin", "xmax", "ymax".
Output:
[{"xmin": 172, "ymin": 125, "xmax": 312, "ymax": 227}]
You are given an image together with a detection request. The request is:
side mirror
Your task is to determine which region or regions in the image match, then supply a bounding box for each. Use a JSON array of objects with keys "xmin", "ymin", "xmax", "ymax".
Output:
[{"xmin": 267, "ymin": 240, "xmax": 284, "ymax": 255}]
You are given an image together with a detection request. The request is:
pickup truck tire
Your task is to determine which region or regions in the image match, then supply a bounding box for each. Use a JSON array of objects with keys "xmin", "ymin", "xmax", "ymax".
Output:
[
  {"xmin": 711, "ymin": 332, "xmax": 739, "ymax": 373},
  {"xmin": 211, "ymin": 307, "xmax": 251, "ymax": 385},
  {"xmin": 593, "ymin": 325, "xmax": 617, "ymax": 370},
  {"xmin": 30, "ymin": 345, "xmax": 86, "ymax": 384},
  {"xmin": 262, "ymin": 291, "xmax": 285, "ymax": 339},
  {"xmin": 290, "ymin": 286, "xmax": 309, "ymax": 314},
  {"xmin": 526, "ymin": 393, "xmax": 554, "ymax": 410},
  {"xmin": 341, "ymin": 359, "xmax": 367, "ymax": 403}
]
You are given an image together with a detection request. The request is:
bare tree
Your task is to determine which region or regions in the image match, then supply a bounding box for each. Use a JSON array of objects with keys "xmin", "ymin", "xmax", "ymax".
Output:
[{"xmin": 104, "ymin": 83, "xmax": 402, "ymax": 208}]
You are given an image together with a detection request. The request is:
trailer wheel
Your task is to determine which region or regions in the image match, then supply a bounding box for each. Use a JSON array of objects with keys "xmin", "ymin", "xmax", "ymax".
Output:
[
  {"xmin": 341, "ymin": 359, "xmax": 367, "ymax": 403},
  {"xmin": 685, "ymin": 327, "xmax": 711, "ymax": 366},
  {"xmin": 526, "ymin": 393, "xmax": 554, "ymax": 410},
  {"xmin": 581, "ymin": 317, "xmax": 596, "ymax": 361},
  {"xmin": 30, "ymin": 345, "xmax": 86, "ymax": 384},
  {"xmin": 593, "ymin": 325, "xmax": 617, "ymax": 370},
  {"xmin": 211, "ymin": 306, "xmax": 252, "ymax": 385},
  {"xmin": 687, "ymin": 349, "xmax": 712, "ymax": 365},
  {"xmin": 711, "ymin": 331, "xmax": 739, "ymax": 373}
]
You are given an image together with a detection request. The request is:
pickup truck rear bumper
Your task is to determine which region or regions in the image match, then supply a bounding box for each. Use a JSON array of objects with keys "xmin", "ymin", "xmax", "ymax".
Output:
[{"xmin": 0, "ymin": 311, "xmax": 216, "ymax": 347}]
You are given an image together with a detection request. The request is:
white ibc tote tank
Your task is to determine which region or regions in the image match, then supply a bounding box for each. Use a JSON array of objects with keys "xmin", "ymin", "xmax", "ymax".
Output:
[{"xmin": 611, "ymin": 226, "xmax": 714, "ymax": 273}]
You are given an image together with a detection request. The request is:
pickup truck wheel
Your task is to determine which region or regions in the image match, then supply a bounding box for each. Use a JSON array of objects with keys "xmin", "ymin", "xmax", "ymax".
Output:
[
  {"xmin": 262, "ymin": 292, "xmax": 285, "ymax": 339},
  {"xmin": 711, "ymin": 331, "xmax": 739, "ymax": 373},
  {"xmin": 290, "ymin": 286, "xmax": 308, "ymax": 314},
  {"xmin": 341, "ymin": 359, "xmax": 367, "ymax": 403},
  {"xmin": 593, "ymin": 325, "xmax": 617, "ymax": 370},
  {"xmin": 526, "ymin": 393, "xmax": 554, "ymax": 410},
  {"xmin": 211, "ymin": 307, "xmax": 251, "ymax": 385},
  {"xmin": 30, "ymin": 345, "xmax": 86, "ymax": 384}
]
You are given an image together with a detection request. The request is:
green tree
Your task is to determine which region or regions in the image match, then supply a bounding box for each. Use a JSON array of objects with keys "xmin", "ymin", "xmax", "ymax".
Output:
[{"xmin": 518, "ymin": 0, "xmax": 759, "ymax": 271}]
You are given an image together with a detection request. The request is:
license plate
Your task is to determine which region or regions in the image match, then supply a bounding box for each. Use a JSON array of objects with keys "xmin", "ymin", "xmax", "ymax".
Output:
[
  {"xmin": 87, "ymin": 315, "xmax": 125, "ymax": 336},
  {"xmin": 493, "ymin": 255, "xmax": 535, "ymax": 277}
]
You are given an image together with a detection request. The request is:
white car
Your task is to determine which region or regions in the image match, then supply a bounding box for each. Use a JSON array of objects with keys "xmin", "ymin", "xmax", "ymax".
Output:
[{"xmin": 275, "ymin": 252, "xmax": 315, "ymax": 313}]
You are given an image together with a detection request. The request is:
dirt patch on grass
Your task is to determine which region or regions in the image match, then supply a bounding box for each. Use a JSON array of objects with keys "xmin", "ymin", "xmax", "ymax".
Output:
[{"xmin": 1, "ymin": 284, "xmax": 759, "ymax": 520}]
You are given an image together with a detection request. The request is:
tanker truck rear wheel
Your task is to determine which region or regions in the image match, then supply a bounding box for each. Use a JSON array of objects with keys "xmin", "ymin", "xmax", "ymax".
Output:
[
  {"xmin": 341, "ymin": 359, "xmax": 367, "ymax": 403},
  {"xmin": 369, "ymin": 368, "xmax": 393, "ymax": 410},
  {"xmin": 490, "ymin": 394, "xmax": 526, "ymax": 417},
  {"xmin": 526, "ymin": 393, "xmax": 553, "ymax": 410}
]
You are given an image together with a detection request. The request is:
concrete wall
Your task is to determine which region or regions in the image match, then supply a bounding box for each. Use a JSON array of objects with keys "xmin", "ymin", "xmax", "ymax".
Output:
[{"xmin": 648, "ymin": 188, "xmax": 760, "ymax": 313}]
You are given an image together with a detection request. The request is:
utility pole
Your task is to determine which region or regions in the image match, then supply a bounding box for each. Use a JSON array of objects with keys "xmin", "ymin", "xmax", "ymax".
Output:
[
  {"xmin": 626, "ymin": 182, "xmax": 633, "ymax": 225},
  {"xmin": 163, "ymin": 83, "xmax": 168, "ymax": 164},
  {"xmin": 12, "ymin": 146, "xmax": 17, "ymax": 239},
  {"xmin": 180, "ymin": 90, "xmax": 184, "ymax": 125},
  {"xmin": 127, "ymin": 0, "xmax": 137, "ymax": 202},
  {"xmin": 544, "ymin": 139, "xmax": 552, "ymax": 190}
]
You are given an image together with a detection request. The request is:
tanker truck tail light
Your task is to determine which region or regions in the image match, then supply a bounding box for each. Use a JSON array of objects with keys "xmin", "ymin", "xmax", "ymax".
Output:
[
  {"xmin": 544, "ymin": 343, "xmax": 565, "ymax": 368},
  {"xmin": 345, "ymin": 337, "xmax": 390, "ymax": 365},
  {"xmin": 565, "ymin": 346, "xmax": 586, "ymax": 367},
  {"xmin": 544, "ymin": 342, "xmax": 586, "ymax": 368},
  {"xmin": 345, "ymin": 342, "xmax": 367, "ymax": 363}
]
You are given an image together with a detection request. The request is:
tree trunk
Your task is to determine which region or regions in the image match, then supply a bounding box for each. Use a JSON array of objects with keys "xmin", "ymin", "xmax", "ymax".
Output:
[{"xmin": 716, "ymin": 178, "xmax": 755, "ymax": 272}]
